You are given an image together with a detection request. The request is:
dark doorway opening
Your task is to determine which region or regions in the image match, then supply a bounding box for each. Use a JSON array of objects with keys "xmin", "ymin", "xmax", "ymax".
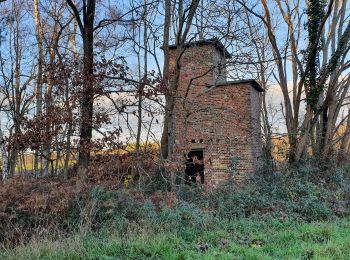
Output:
[{"xmin": 185, "ymin": 149, "xmax": 204, "ymax": 185}]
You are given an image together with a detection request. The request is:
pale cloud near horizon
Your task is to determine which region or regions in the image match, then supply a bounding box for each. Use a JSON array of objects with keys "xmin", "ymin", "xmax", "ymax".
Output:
[
  {"xmin": 93, "ymin": 93, "xmax": 164, "ymax": 145},
  {"xmin": 265, "ymin": 81, "xmax": 306, "ymax": 135}
]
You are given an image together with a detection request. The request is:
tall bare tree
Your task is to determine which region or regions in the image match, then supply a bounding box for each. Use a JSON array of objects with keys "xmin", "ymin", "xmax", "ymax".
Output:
[
  {"xmin": 66, "ymin": 0, "xmax": 96, "ymax": 171},
  {"xmin": 33, "ymin": 0, "xmax": 44, "ymax": 175},
  {"xmin": 160, "ymin": 0, "xmax": 200, "ymax": 159}
]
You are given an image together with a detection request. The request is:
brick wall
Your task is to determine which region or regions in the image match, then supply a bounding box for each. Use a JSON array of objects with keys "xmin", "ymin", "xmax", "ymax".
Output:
[{"xmin": 169, "ymin": 40, "xmax": 263, "ymax": 187}]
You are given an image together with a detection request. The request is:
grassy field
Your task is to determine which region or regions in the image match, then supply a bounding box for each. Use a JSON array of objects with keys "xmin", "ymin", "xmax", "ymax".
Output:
[{"xmin": 1, "ymin": 218, "xmax": 349, "ymax": 259}]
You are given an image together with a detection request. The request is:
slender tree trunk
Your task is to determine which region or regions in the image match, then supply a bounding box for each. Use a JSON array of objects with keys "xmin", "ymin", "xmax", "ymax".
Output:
[
  {"xmin": 10, "ymin": 15, "xmax": 22, "ymax": 176},
  {"xmin": 338, "ymin": 110, "xmax": 350, "ymax": 163},
  {"xmin": 260, "ymin": 0, "xmax": 297, "ymax": 161},
  {"xmin": 63, "ymin": 16, "xmax": 78, "ymax": 179},
  {"xmin": 64, "ymin": 77, "xmax": 72, "ymax": 179},
  {"xmin": 34, "ymin": 0, "xmax": 44, "ymax": 176},
  {"xmin": 42, "ymin": 14, "xmax": 60, "ymax": 176},
  {"xmin": 135, "ymin": 0, "xmax": 148, "ymax": 154},
  {"xmin": 160, "ymin": 0, "xmax": 171, "ymax": 159},
  {"xmin": 0, "ymin": 127, "xmax": 9, "ymax": 179}
]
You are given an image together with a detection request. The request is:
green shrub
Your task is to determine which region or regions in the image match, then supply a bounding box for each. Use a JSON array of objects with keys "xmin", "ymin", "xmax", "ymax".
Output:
[
  {"xmin": 176, "ymin": 184, "xmax": 206, "ymax": 205},
  {"xmin": 203, "ymin": 171, "xmax": 342, "ymax": 221},
  {"xmin": 138, "ymin": 167, "xmax": 172, "ymax": 194}
]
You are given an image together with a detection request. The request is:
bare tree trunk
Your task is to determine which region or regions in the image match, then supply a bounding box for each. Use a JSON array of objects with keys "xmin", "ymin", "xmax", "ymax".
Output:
[
  {"xmin": 63, "ymin": 16, "xmax": 78, "ymax": 179},
  {"xmin": 64, "ymin": 123, "xmax": 72, "ymax": 178},
  {"xmin": 79, "ymin": 27, "xmax": 94, "ymax": 170},
  {"xmin": 42, "ymin": 8, "xmax": 61, "ymax": 177},
  {"xmin": 245, "ymin": 10, "xmax": 273, "ymax": 169},
  {"xmin": 66, "ymin": 0, "xmax": 96, "ymax": 172},
  {"xmin": 135, "ymin": 0, "xmax": 148, "ymax": 154},
  {"xmin": 260, "ymin": 0, "xmax": 296, "ymax": 159},
  {"xmin": 34, "ymin": 0, "xmax": 44, "ymax": 176},
  {"xmin": 10, "ymin": 13, "xmax": 22, "ymax": 176},
  {"xmin": 160, "ymin": 0, "xmax": 171, "ymax": 159},
  {"xmin": 338, "ymin": 110, "xmax": 350, "ymax": 163},
  {"xmin": 63, "ymin": 76, "xmax": 72, "ymax": 179},
  {"xmin": 0, "ymin": 126, "xmax": 9, "ymax": 179}
]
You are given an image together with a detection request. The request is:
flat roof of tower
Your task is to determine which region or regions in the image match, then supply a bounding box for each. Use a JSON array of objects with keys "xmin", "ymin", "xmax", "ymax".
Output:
[
  {"xmin": 168, "ymin": 38, "xmax": 232, "ymax": 58},
  {"xmin": 207, "ymin": 79, "xmax": 264, "ymax": 92}
]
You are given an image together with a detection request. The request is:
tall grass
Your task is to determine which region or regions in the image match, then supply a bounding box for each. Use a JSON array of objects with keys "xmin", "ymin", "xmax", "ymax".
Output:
[{"xmin": 2, "ymin": 218, "xmax": 350, "ymax": 259}]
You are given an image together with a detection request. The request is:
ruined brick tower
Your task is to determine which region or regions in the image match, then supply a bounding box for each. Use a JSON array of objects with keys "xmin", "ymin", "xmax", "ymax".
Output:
[{"xmin": 169, "ymin": 38, "xmax": 263, "ymax": 186}]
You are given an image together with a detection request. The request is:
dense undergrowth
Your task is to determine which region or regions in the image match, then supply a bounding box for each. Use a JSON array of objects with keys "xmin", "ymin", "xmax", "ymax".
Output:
[{"xmin": 0, "ymin": 161, "xmax": 350, "ymax": 258}]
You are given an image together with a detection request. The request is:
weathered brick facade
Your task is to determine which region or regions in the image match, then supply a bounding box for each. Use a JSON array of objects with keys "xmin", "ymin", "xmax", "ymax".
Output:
[{"xmin": 169, "ymin": 39, "xmax": 263, "ymax": 186}]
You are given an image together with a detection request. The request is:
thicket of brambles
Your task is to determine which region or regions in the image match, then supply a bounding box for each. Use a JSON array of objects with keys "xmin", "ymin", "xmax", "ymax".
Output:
[
  {"xmin": 1, "ymin": 159, "xmax": 349, "ymax": 246},
  {"xmin": 1, "ymin": 161, "xmax": 350, "ymax": 258}
]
